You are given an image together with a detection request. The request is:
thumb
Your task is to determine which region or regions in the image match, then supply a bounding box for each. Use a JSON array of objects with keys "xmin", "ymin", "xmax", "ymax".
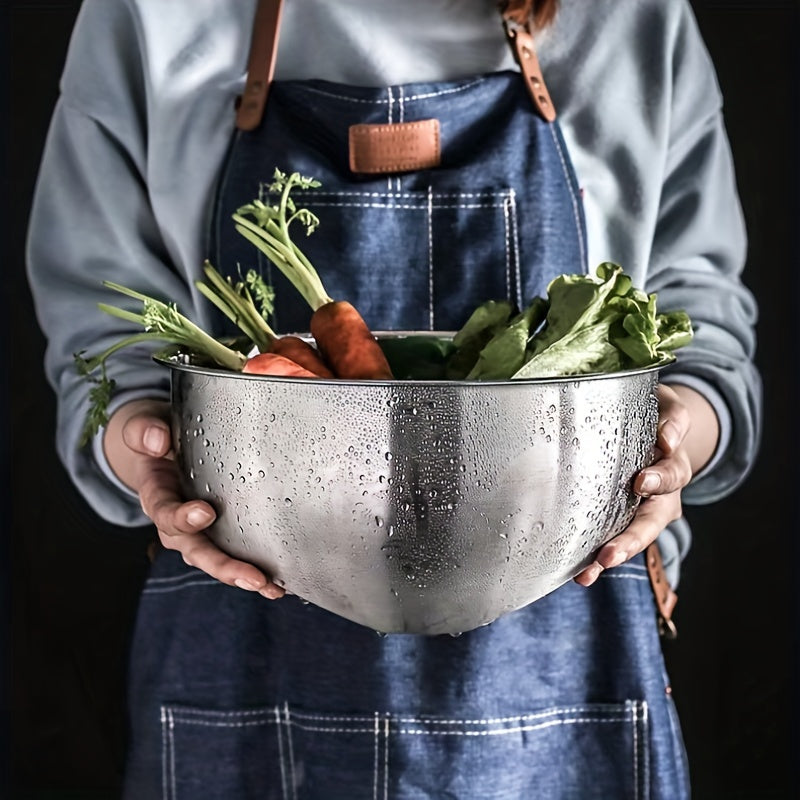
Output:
[{"xmin": 118, "ymin": 400, "xmax": 173, "ymax": 457}]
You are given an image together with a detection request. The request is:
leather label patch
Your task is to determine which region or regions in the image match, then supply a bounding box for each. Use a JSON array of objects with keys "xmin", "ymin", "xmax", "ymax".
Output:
[{"xmin": 349, "ymin": 119, "xmax": 441, "ymax": 174}]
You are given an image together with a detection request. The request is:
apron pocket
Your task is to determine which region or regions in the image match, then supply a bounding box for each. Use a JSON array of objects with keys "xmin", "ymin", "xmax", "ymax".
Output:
[
  {"xmin": 161, "ymin": 700, "xmax": 650, "ymax": 799},
  {"xmin": 161, "ymin": 704, "xmax": 286, "ymax": 800},
  {"xmin": 266, "ymin": 188, "xmax": 522, "ymax": 334},
  {"xmin": 384, "ymin": 701, "xmax": 651, "ymax": 800}
]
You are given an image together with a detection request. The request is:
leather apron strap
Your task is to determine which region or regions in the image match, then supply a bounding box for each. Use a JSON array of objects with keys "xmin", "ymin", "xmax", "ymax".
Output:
[
  {"xmin": 235, "ymin": 0, "xmax": 558, "ymax": 130},
  {"xmin": 500, "ymin": 13, "xmax": 557, "ymax": 121},
  {"xmin": 645, "ymin": 542, "xmax": 679, "ymax": 638},
  {"xmin": 236, "ymin": 0, "xmax": 285, "ymax": 131}
]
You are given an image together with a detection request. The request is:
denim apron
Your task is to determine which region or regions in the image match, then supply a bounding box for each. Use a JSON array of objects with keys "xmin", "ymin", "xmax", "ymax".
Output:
[{"xmin": 123, "ymin": 59, "xmax": 690, "ymax": 800}]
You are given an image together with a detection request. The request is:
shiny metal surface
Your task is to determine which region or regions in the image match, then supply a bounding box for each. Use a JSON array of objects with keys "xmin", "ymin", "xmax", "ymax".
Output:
[{"xmin": 157, "ymin": 337, "xmax": 659, "ymax": 635}]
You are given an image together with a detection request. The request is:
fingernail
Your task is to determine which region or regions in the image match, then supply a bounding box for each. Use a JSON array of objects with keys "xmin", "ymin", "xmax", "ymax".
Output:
[
  {"xmin": 186, "ymin": 508, "xmax": 213, "ymax": 527},
  {"xmin": 259, "ymin": 585, "xmax": 283, "ymax": 600},
  {"xmin": 576, "ymin": 562, "xmax": 603, "ymax": 586},
  {"xmin": 235, "ymin": 578, "xmax": 261, "ymax": 592},
  {"xmin": 639, "ymin": 472, "xmax": 661, "ymax": 495},
  {"xmin": 587, "ymin": 562, "xmax": 604, "ymax": 582},
  {"xmin": 143, "ymin": 426, "xmax": 168, "ymax": 454}
]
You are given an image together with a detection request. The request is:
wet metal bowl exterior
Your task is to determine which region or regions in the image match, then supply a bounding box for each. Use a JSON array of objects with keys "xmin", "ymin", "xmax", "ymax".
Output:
[{"xmin": 159, "ymin": 345, "xmax": 659, "ymax": 635}]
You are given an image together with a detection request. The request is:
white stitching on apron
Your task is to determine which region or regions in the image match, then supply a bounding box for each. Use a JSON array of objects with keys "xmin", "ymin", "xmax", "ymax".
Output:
[
  {"xmin": 163, "ymin": 717, "xmax": 274, "ymax": 728},
  {"xmin": 169, "ymin": 708, "xmax": 177, "ymax": 800},
  {"xmin": 290, "ymin": 722, "xmax": 382, "ymax": 734},
  {"xmin": 169, "ymin": 708, "xmax": 276, "ymax": 719},
  {"xmin": 372, "ymin": 712, "xmax": 380, "ymax": 800},
  {"xmin": 397, "ymin": 716, "xmax": 630, "ymax": 736},
  {"xmin": 642, "ymin": 701, "xmax": 651, "ymax": 800},
  {"xmin": 299, "ymin": 190, "xmax": 510, "ymax": 200},
  {"xmin": 142, "ymin": 579, "xmax": 219, "ymax": 595},
  {"xmin": 427, "ymin": 185, "xmax": 434, "ymax": 329},
  {"xmin": 383, "ymin": 715, "xmax": 390, "ymax": 800},
  {"xmin": 503, "ymin": 188, "xmax": 522, "ymax": 307},
  {"xmin": 396, "ymin": 705, "xmax": 619, "ymax": 725},
  {"xmin": 160, "ymin": 707, "xmax": 169, "ymax": 800},
  {"xmin": 287, "ymin": 705, "xmax": 620, "ymax": 727},
  {"xmin": 290, "ymin": 711, "xmax": 382, "ymax": 723},
  {"xmin": 146, "ymin": 572, "xmax": 206, "ymax": 584},
  {"xmin": 275, "ymin": 704, "xmax": 289, "ymax": 800},
  {"xmin": 284, "ymin": 703, "xmax": 298, "ymax": 800},
  {"xmin": 299, "ymin": 79, "xmax": 486, "ymax": 105},
  {"xmin": 632, "ymin": 701, "xmax": 640, "ymax": 800},
  {"xmin": 301, "ymin": 201, "xmax": 507, "ymax": 210},
  {"xmin": 164, "ymin": 706, "xmax": 176, "ymax": 800},
  {"xmin": 372, "ymin": 712, "xmax": 391, "ymax": 799}
]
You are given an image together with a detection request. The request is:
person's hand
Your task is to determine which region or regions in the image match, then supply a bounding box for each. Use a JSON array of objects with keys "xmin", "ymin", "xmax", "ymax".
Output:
[
  {"xmin": 573, "ymin": 383, "xmax": 714, "ymax": 587},
  {"xmin": 103, "ymin": 398, "xmax": 285, "ymax": 599}
]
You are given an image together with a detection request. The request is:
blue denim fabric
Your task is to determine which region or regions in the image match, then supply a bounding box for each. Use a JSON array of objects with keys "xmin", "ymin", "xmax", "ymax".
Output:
[
  {"xmin": 209, "ymin": 73, "xmax": 587, "ymax": 334},
  {"xmin": 125, "ymin": 553, "xmax": 688, "ymax": 799},
  {"xmin": 124, "ymin": 71, "xmax": 689, "ymax": 799}
]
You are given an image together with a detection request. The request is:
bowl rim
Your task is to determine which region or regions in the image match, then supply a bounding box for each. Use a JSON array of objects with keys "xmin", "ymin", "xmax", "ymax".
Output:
[{"xmin": 153, "ymin": 330, "xmax": 667, "ymax": 387}]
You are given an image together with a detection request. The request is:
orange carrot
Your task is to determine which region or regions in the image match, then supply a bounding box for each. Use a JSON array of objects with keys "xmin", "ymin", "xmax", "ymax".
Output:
[
  {"xmin": 270, "ymin": 335, "xmax": 335, "ymax": 378},
  {"xmin": 194, "ymin": 262, "xmax": 335, "ymax": 377},
  {"xmin": 242, "ymin": 352, "xmax": 321, "ymax": 377},
  {"xmin": 310, "ymin": 301, "xmax": 393, "ymax": 380},
  {"xmin": 233, "ymin": 170, "xmax": 395, "ymax": 381}
]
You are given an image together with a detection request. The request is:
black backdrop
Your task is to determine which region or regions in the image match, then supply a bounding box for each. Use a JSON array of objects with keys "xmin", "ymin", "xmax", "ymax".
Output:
[{"xmin": 5, "ymin": 1, "xmax": 799, "ymax": 798}]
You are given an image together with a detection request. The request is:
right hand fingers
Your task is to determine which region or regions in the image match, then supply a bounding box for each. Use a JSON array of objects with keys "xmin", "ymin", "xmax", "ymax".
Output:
[
  {"xmin": 124, "ymin": 416, "xmax": 285, "ymax": 599},
  {"xmin": 121, "ymin": 403, "xmax": 173, "ymax": 458}
]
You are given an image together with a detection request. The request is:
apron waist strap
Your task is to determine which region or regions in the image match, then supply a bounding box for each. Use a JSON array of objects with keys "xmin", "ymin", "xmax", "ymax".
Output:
[{"xmin": 645, "ymin": 542, "xmax": 678, "ymax": 638}]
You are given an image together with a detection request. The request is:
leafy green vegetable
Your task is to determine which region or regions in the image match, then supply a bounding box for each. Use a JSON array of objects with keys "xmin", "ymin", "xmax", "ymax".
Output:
[
  {"xmin": 466, "ymin": 297, "xmax": 548, "ymax": 380},
  {"xmin": 195, "ymin": 260, "xmax": 277, "ymax": 353},
  {"xmin": 444, "ymin": 299, "xmax": 516, "ymax": 379},
  {"xmin": 74, "ymin": 277, "xmax": 249, "ymax": 445},
  {"xmin": 232, "ymin": 169, "xmax": 332, "ymax": 312},
  {"xmin": 378, "ymin": 335, "xmax": 456, "ymax": 380},
  {"xmin": 448, "ymin": 262, "xmax": 693, "ymax": 381}
]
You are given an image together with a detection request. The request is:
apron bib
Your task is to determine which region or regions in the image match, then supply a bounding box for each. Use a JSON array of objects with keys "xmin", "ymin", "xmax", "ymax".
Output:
[
  {"xmin": 123, "ymin": 8, "xmax": 689, "ymax": 800},
  {"xmin": 209, "ymin": 71, "xmax": 586, "ymax": 334}
]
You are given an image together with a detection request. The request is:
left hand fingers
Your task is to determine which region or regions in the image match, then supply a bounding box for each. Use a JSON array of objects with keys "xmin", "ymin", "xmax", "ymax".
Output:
[
  {"xmin": 633, "ymin": 384, "xmax": 694, "ymax": 498},
  {"xmin": 633, "ymin": 446, "xmax": 692, "ymax": 497},
  {"xmin": 574, "ymin": 491, "xmax": 683, "ymax": 586},
  {"xmin": 572, "ymin": 384, "xmax": 694, "ymax": 587},
  {"xmin": 653, "ymin": 383, "xmax": 692, "ymax": 457}
]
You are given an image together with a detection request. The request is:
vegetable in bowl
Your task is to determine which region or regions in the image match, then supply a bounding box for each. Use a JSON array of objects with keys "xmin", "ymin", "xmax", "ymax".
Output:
[{"xmin": 74, "ymin": 167, "xmax": 692, "ymax": 444}]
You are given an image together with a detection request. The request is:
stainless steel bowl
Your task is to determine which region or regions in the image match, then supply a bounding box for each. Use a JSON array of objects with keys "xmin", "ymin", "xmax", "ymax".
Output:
[{"xmin": 157, "ymin": 334, "xmax": 659, "ymax": 635}]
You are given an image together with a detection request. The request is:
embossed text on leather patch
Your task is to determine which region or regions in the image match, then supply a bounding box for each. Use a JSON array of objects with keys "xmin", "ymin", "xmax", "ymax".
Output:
[{"xmin": 349, "ymin": 119, "xmax": 441, "ymax": 174}]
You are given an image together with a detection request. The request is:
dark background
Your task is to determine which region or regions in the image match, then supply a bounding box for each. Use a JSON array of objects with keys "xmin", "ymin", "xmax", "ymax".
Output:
[{"xmin": 5, "ymin": 1, "xmax": 799, "ymax": 798}]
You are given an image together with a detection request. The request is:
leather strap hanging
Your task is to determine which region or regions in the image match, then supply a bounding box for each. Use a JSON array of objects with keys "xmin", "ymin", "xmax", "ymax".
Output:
[
  {"xmin": 236, "ymin": 0, "xmax": 285, "ymax": 131},
  {"xmin": 501, "ymin": 13, "xmax": 557, "ymax": 122},
  {"xmin": 645, "ymin": 542, "xmax": 679, "ymax": 638},
  {"xmin": 236, "ymin": 0, "xmax": 557, "ymax": 129}
]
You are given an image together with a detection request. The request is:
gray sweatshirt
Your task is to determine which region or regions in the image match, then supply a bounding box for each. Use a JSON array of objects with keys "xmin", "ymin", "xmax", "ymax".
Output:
[{"xmin": 26, "ymin": 0, "xmax": 762, "ymax": 586}]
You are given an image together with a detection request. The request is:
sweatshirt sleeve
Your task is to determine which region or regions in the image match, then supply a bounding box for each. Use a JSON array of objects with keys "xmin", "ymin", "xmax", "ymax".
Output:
[
  {"xmin": 645, "ymin": 1, "xmax": 762, "ymax": 505},
  {"xmin": 25, "ymin": 0, "xmax": 189, "ymax": 527}
]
